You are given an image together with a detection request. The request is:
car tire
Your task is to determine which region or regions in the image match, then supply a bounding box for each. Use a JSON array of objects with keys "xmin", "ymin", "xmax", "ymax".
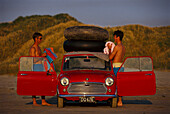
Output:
[
  {"xmin": 64, "ymin": 26, "xmax": 109, "ymax": 41},
  {"xmin": 63, "ymin": 40, "xmax": 105, "ymax": 52},
  {"xmin": 111, "ymin": 97, "xmax": 117, "ymax": 108},
  {"xmin": 58, "ymin": 97, "xmax": 64, "ymax": 108}
]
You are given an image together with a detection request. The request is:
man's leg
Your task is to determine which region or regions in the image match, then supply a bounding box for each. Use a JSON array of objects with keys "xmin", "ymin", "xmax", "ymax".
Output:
[
  {"xmin": 32, "ymin": 96, "xmax": 40, "ymax": 106},
  {"xmin": 41, "ymin": 96, "xmax": 51, "ymax": 106},
  {"xmin": 117, "ymin": 96, "xmax": 123, "ymax": 107},
  {"xmin": 113, "ymin": 67, "xmax": 123, "ymax": 107}
]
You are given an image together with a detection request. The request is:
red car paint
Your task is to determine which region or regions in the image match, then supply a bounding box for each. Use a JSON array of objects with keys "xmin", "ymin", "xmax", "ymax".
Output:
[
  {"xmin": 17, "ymin": 53, "xmax": 156, "ymax": 107},
  {"xmin": 117, "ymin": 56, "xmax": 156, "ymax": 96},
  {"xmin": 17, "ymin": 56, "xmax": 57, "ymax": 96},
  {"xmin": 57, "ymin": 52, "xmax": 156, "ymax": 102}
]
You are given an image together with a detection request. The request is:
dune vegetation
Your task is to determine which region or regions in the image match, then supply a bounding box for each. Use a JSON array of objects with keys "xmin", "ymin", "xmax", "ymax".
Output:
[{"xmin": 0, "ymin": 13, "xmax": 169, "ymax": 74}]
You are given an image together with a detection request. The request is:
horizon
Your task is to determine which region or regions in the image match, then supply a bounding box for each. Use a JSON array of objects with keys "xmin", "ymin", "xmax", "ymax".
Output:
[
  {"xmin": 0, "ymin": 0, "xmax": 170, "ymax": 27},
  {"xmin": 0, "ymin": 13, "xmax": 169, "ymax": 28}
]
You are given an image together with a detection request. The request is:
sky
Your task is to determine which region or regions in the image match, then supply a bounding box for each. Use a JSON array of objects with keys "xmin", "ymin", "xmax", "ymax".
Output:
[{"xmin": 0, "ymin": 0, "xmax": 170, "ymax": 27}]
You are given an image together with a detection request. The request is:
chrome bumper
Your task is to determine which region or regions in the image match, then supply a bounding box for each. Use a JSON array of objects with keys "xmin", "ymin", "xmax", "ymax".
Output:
[{"xmin": 58, "ymin": 94, "xmax": 116, "ymax": 97}]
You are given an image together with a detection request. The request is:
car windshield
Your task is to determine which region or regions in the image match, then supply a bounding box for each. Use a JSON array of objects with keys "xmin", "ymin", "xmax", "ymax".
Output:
[{"xmin": 63, "ymin": 56, "xmax": 111, "ymax": 71}]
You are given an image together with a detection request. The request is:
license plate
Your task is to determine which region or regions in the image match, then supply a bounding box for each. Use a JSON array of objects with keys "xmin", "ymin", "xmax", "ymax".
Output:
[{"xmin": 79, "ymin": 97, "xmax": 95, "ymax": 103}]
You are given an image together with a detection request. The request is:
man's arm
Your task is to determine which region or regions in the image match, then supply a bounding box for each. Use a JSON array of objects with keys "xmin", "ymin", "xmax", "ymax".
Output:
[
  {"xmin": 29, "ymin": 47, "xmax": 36, "ymax": 56},
  {"xmin": 109, "ymin": 46, "xmax": 118, "ymax": 60},
  {"xmin": 41, "ymin": 53, "xmax": 47, "ymax": 57}
]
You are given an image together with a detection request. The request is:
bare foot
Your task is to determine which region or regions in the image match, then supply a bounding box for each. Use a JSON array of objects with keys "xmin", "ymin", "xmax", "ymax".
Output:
[
  {"xmin": 42, "ymin": 102, "xmax": 52, "ymax": 106},
  {"xmin": 117, "ymin": 101, "xmax": 123, "ymax": 107},
  {"xmin": 117, "ymin": 96, "xmax": 123, "ymax": 107}
]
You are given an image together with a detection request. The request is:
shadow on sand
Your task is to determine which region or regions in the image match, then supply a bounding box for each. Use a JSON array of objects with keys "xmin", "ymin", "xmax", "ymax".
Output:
[{"xmin": 25, "ymin": 96, "xmax": 152, "ymax": 106}]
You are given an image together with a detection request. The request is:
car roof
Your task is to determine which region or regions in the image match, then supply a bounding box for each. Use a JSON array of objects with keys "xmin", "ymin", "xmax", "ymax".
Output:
[{"xmin": 64, "ymin": 51, "xmax": 109, "ymax": 61}]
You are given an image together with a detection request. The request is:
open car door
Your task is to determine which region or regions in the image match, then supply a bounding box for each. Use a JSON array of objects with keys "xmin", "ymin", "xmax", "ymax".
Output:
[
  {"xmin": 117, "ymin": 56, "xmax": 156, "ymax": 96},
  {"xmin": 17, "ymin": 56, "xmax": 57, "ymax": 96}
]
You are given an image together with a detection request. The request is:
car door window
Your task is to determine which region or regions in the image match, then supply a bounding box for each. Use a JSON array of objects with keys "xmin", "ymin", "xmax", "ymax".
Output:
[
  {"xmin": 20, "ymin": 57, "xmax": 52, "ymax": 72},
  {"xmin": 119, "ymin": 57, "xmax": 153, "ymax": 72}
]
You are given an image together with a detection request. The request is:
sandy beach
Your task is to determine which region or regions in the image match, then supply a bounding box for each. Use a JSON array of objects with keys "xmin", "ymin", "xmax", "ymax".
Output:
[{"xmin": 0, "ymin": 71, "xmax": 170, "ymax": 114}]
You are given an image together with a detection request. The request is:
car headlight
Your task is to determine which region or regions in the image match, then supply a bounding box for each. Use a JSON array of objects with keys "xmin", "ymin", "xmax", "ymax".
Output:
[
  {"xmin": 105, "ymin": 77, "xmax": 114, "ymax": 86},
  {"xmin": 61, "ymin": 77, "xmax": 69, "ymax": 86}
]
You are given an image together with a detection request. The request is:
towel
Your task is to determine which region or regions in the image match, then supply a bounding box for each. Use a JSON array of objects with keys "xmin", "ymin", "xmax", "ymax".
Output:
[
  {"xmin": 44, "ymin": 48, "xmax": 57, "ymax": 63},
  {"xmin": 103, "ymin": 41, "xmax": 115, "ymax": 55}
]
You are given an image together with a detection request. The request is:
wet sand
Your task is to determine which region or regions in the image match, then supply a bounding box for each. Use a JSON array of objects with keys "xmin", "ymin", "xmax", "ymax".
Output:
[{"xmin": 0, "ymin": 71, "xmax": 170, "ymax": 114}]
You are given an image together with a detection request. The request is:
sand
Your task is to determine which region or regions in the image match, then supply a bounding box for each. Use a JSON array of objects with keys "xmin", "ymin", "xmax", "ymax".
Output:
[{"xmin": 0, "ymin": 71, "xmax": 169, "ymax": 114}]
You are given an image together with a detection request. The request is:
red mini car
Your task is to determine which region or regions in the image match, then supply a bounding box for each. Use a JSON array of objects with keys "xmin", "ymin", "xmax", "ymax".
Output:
[
  {"xmin": 17, "ymin": 52, "xmax": 156, "ymax": 108},
  {"xmin": 57, "ymin": 52, "xmax": 156, "ymax": 108}
]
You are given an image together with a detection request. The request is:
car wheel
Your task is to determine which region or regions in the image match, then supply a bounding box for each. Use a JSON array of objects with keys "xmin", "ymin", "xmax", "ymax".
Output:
[
  {"xmin": 111, "ymin": 97, "xmax": 117, "ymax": 108},
  {"xmin": 58, "ymin": 97, "xmax": 64, "ymax": 108}
]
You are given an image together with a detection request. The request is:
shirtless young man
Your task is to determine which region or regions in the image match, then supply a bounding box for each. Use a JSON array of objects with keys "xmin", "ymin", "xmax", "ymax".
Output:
[
  {"xmin": 29, "ymin": 32, "xmax": 51, "ymax": 106},
  {"xmin": 108, "ymin": 30, "xmax": 125, "ymax": 107}
]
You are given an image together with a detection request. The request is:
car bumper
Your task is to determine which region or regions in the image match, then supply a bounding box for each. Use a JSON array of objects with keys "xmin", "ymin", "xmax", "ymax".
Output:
[{"xmin": 58, "ymin": 94, "xmax": 116, "ymax": 97}]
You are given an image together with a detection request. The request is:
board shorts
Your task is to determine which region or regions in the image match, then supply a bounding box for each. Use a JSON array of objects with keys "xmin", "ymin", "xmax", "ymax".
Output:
[
  {"xmin": 113, "ymin": 63, "xmax": 124, "ymax": 76},
  {"xmin": 33, "ymin": 64, "xmax": 44, "ymax": 71}
]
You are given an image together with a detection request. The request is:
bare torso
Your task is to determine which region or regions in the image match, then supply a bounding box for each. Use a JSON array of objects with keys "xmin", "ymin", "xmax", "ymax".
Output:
[
  {"xmin": 109, "ymin": 43, "xmax": 125, "ymax": 63},
  {"xmin": 29, "ymin": 44, "xmax": 42, "ymax": 64},
  {"xmin": 113, "ymin": 44, "xmax": 125, "ymax": 63},
  {"xmin": 29, "ymin": 44, "xmax": 42, "ymax": 56}
]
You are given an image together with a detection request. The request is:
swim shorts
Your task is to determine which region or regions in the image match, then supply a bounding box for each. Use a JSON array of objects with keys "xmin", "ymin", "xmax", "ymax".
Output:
[
  {"xmin": 113, "ymin": 63, "xmax": 124, "ymax": 76},
  {"xmin": 113, "ymin": 67, "xmax": 124, "ymax": 76},
  {"xmin": 33, "ymin": 64, "xmax": 44, "ymax": 71}
]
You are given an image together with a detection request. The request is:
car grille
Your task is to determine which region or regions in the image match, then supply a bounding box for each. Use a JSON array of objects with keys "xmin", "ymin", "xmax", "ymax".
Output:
[{"xmin": 67, "ymin": 82, "xmax": 107, "ymax": 94}]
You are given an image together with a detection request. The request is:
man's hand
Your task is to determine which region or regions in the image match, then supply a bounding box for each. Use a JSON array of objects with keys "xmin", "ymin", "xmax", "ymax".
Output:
[
  {"xmin": 42, "ymin": 53, "xmax": 47, "ymax": 57},
  {"xmin": 107, "ymin": 43, "xmax": 112, "ymax": 49}
]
